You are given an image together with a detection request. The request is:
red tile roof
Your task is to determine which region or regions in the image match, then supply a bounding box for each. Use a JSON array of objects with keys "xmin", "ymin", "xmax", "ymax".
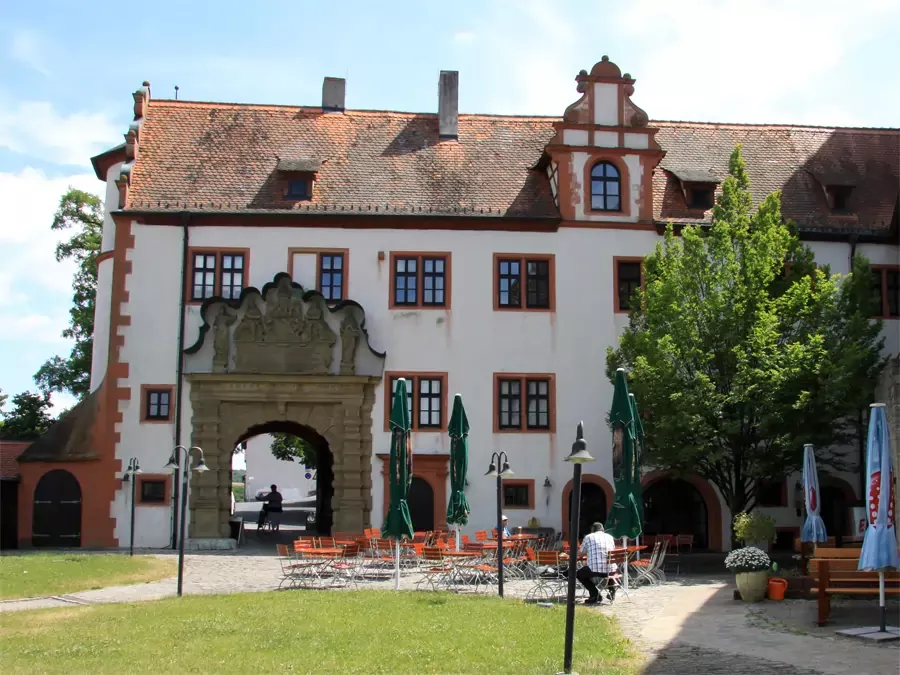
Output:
[
  {"xmin": 123, "ymin": 100, "xmax": 899, "ymax": 233},
  {"xmin": 128, "ymin": 102, "xmax": 559, "ymax": 219},
  {"xmin": 653, "ymin": 122, "xmax": 899, "ymax": 233},
  {"xmin": 0, "ymin": 441, "xmax": 29, "ymax": 480}
]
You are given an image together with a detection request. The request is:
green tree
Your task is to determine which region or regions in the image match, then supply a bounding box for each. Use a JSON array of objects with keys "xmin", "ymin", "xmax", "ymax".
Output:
[
  {"xmin": 270, "ymin": 433, "xmax": 318, "ymax": 468},
  {"xmin": 0, "ymin": 391, "xmax": 54, "ymax": 440},
  {"xmin": 606, "ymin": 145, "xmax": 885, "ymax": 521},
  {"xmin": 34, "ymin": 188, "xmax": 103, "ymax": 399}
]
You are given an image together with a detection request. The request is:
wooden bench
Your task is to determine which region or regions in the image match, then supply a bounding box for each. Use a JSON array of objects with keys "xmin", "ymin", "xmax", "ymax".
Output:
[{"xmin": 810, "ymin": 547, "xmax": 900, "ymax": 626}]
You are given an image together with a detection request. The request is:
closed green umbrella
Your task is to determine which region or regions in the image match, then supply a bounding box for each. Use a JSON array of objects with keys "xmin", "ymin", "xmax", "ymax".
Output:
[
  {"xmin": 382, "ymin": 378, "xmax": 414, "ymax": 589},
  {"xmin": 606, "ymin": 368, "xmax": 643, "ymax": 588},
  {"xmin": 446, "ymin": 394, "xmax": 471, "ymax": 551},
  {"xmin": 629, "ymin": 393, "xmax": 645, "ymax": 526}
]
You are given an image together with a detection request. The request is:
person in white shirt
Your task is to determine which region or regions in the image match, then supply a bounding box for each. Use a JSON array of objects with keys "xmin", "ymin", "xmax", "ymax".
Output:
[
  {"xmin": 501, "ymin": 515, "xmax": 512, "ymax": 537},
  {"xmin": 577, "ymin": 522, "xmax": 618, "ymax": 605}
]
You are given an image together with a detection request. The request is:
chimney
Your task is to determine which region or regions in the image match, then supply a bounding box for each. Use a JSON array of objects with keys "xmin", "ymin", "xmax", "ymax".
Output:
[
  {"xmin": 322, "ymin": 77, "xmax": 346, "ymax": 112},
  {"xmin": 438, "ymin": 70, "xmax": 458, "ymax": 140}
]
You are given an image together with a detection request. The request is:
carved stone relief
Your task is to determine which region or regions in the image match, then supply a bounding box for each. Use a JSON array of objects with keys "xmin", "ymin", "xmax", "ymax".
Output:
[{"xmin": 185, "ymin": 273, "xmax": 384, "ymax": 378}]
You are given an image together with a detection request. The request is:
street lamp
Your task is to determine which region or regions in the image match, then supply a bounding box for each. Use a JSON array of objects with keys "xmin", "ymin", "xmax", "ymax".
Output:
[
  {"xmin": 122, "ymin": 458, "xmax": 142, "ymax": 556},
  {"xmin": 485, "ymin": 451, "xmax": 514, "ymax": 597},
  {"xmin": 164, "ymin": 445, "xmax": 209, "ymax": 597},
  {"xmin": 563, "ymin": 422, "xmax": 595, "ymax": 675}
]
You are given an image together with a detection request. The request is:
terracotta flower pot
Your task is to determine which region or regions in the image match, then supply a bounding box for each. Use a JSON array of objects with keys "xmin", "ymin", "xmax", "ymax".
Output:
[{"xmin": 735, "ymin": 570, "xmax": 768, "ymax": 602}]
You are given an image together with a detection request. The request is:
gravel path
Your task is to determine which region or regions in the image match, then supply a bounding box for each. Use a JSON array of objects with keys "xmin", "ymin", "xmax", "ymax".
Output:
[{"xmin": 2, "ymin": 553, "xmax": 897, "ymax": 675}]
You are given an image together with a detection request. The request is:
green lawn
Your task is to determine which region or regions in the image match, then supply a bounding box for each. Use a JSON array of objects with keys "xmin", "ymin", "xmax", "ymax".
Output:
[
  {"xmin": 0, "ymin": 554, "xmax": 176, "ymax": 600},
  {"xmin": 0, "ymin": 590, "xmax": 640, "ymax": 674}
]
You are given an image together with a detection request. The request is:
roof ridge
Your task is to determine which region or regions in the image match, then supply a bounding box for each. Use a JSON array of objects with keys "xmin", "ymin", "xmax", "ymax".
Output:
[
  {"xmin": 148, "ymin": 99, "xmax": 559, "ymax": 121},
  {"xmin": 652, "ymin": 120, "xmax": 900, "ymax": 133},
  {"xmin": 147, "ymin": 100, "xmax": 898, "ymax": 131}
]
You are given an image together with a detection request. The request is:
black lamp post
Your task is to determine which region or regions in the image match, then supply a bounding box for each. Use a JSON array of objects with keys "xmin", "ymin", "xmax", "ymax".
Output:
[
  {"xmin": 563, "ymin": 422, "xmax": 595, "ymax": 675},
  {"xmin": 485, "ymin": 451, "xmax": 514, "ymax": 598},
  {"xmin": 122, "ymin": 458, "xmax": 142, "ymax": 556},
  {"xmin": 164, "ymin": 445, "xmax": 209, "ymax": 597}
]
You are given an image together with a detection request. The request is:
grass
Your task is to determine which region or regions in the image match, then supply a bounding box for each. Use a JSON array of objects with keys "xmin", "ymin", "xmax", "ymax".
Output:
[
  {"xmin": 0, "ymin": 590, "xmax": 641, "ymax": 674},
  {"xmin": 0, "ymin": 554, "xmax": 176, "ymax": 600},
  {"xmin": 232, "ymin": 482, "xmax": 245, "ymax": 501}
]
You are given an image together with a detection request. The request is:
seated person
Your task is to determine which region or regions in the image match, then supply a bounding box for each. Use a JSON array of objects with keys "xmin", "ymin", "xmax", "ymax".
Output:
[
  {"xmin": 258, "ymin": 484, "xmax": 284, "ymax": 529},
  {"xmin": 575, "ymin": 522, "xmax": 618, "ymax": 605}
]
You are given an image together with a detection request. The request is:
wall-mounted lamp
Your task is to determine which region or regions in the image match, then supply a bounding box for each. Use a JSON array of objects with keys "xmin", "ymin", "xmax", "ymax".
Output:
[{"xmin": 543, "ymin": 476, "xmax": 552, "ymax": 489}]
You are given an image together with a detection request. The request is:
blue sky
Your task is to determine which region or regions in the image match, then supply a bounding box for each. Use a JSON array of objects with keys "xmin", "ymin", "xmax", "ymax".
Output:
[{"xmin": 1, "ymin": 0, "xmax": 899, "ymax": 416}]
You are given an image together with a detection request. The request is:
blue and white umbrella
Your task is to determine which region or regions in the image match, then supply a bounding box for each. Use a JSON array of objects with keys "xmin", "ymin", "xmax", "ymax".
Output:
[
  {"xmin": 800, "ymin": 444, "xmax": 828, "ymax": 543},
  {"xmin": 858, "ymin": 403, "xmax": 899, "ymax": 634}
]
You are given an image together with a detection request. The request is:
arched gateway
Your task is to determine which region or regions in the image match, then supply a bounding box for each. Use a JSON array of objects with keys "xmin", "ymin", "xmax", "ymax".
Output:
[{"xmin": 183, "ymin": 273, "xmax": 385, "ymax": 540}]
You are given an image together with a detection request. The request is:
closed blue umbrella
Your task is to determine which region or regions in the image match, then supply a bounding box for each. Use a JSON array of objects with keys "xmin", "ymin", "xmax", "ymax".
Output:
[
  {"xmin": 858, "ymin": 403, "xmax": 899, "ymax": 634},
  {"xmin": 800, "ymin": 444, "xmax": 827, "ymax": 543}
]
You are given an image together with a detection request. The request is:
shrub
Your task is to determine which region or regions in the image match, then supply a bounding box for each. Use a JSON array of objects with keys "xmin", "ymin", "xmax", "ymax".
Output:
[{"xmin": 733, "ymin": 511, "xmax": 776, "ymax": 544}]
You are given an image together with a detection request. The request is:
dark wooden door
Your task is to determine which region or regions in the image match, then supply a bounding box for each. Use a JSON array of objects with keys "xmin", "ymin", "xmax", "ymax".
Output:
[
  {"xmin": 32, "ymin": 470, "xmax": 82, "ymax": 547},
  {"xmin": 407, "ymin": 477, "xmax": 434, "ymax": 532},
  {"xmin": 570, "ymin": 483, "xmax": 608, "ymax": 539},
  {"xmin": 0, "ymin": 480, "xmax": 18, "ymax": 549}
]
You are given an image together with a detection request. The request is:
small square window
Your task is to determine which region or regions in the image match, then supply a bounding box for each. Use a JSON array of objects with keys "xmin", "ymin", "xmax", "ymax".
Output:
[
  {"xmin": 140, "ymin": 480, "xmax": 167, "ymax": 504},
  {"xmin": 144, "ymin": 388, "xmax": 172, "ymax": 422},
  {"xmin": 503, "ymin": 483, "xmax": 531, "ymax": 508},
  {"xmin": 826, "ymin": 185, "xmax": 852, "ymax": 211},
  {"xmin": 688, "ymin": 187, "xmax": 714, "ymax": 210},
  {"xmin": 287, "ymin": 179, "xmax": 311, "ymax": 200}
]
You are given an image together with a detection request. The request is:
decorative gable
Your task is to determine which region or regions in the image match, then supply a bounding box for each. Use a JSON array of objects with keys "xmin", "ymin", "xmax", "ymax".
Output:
[{"xmin": 545, "ymin": 56, "xmax": 665, "ymax": 224}]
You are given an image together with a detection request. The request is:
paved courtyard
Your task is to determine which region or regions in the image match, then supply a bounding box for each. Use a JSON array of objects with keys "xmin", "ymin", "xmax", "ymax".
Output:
[{"xmin": 2, "ymin": 552, "xmax": 897, "ymax": 675}]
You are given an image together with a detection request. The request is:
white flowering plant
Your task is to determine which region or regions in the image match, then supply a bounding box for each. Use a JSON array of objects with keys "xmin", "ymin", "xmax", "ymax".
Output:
[{"xmin": 724, "ymin": 546, "xmax": 771, "ymax": 573}]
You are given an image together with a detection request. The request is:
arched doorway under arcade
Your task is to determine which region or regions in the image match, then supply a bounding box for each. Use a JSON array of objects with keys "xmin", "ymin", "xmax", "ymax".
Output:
[
  {"xmin": 378, "ymin": 453, "xmax": 449, "ymax": 533},
  {"xmin": 235, "ymin": 420, "xmax": 334, "ymax": 534},
  {"xmin": 561, "ymin": 474, "xmax": 614, "ymax": 539},
  {"xmin": 818, "ymin": 475, "xmax": 857, "ymax": 542},
  {"xmin": 641, "ymin": 471, "xmax": 723, "ymax": 551}
]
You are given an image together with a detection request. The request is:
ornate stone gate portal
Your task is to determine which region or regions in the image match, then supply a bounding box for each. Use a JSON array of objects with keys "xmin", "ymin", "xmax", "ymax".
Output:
[{"xmin": 183, "ymin": 273, "xmax": 385, "ymax": 539}]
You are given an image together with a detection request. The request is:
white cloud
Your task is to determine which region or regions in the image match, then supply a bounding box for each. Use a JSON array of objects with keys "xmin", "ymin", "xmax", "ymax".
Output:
[
  {"xmin": 0, "ymin": 168, "xmax": 99, "ymax": 344},
  {"xmin": 0, "ymin": 101, "xmax": 120, "ymax": 166},
  {"xmin": 8, "ymin": 29, "xmax": 50, "ymax": 77},
  {"xmin": 453, "ymin": 31, "xmax": 476, "ymax": 43},
  {"xmin": 611, "ymin": 0, "xmax": 900, "ymax": 124},
  {"xmin": 0, "ymin": 313, "xmax": 70, "ymax": 342}
]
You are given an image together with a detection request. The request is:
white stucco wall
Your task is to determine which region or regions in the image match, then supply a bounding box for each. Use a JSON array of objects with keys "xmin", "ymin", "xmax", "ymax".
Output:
[{"xmin": 103, "ymin": 220, "xmax": 898, "ymax": 549}]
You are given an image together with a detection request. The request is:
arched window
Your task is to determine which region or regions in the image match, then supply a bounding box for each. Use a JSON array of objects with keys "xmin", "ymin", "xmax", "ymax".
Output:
[{"xmin": 590, "ymin": 161, "xmax": 621, "ymax": 211}]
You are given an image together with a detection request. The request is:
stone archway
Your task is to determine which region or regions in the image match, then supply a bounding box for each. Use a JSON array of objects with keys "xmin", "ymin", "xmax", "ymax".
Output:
[{"xmin": 183, "ymin": 273, "xmax": 385, "ymax": 540}]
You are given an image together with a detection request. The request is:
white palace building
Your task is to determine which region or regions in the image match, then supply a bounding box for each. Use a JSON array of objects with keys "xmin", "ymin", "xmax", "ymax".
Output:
[{"xmin": 12, "ymin": 57, "xmax": 899, "ymax": 552}]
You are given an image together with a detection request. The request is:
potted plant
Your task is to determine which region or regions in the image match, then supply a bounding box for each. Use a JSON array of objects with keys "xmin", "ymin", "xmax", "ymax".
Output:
[
  {"xmin": 733, "ymin": 511, "xmax": 776, "ymax": 551},
  {"xmin": 725, "ymin": 546, "xmax": 771, "ymax": 602}
]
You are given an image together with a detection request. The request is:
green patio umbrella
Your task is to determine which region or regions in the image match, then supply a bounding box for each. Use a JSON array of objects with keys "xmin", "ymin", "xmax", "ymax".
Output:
[
  {"xmin": 446, "ymin": 394, "xmax": 471, "ymax": 551},
  {"xmin": 382, "ymin": 378, "xmax": 414, "ymax": 589},
  {"xmin": 606, "ymin": 368, "xmax": 643, "ymax": 550},
  {"xmin": 629, "ymin": 392, "xmax": 645, "ymax": 527}
]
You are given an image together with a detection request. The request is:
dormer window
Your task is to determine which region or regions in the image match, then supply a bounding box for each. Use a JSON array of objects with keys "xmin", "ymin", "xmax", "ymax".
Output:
[
  {"xmin": 687, "ymin": 186, "xmax": 714, "ymax": 210},
  {"xmin": 827, "ymin": 185, "xmax": 852, "ymax": 211},
  {"xmin": 590, "ymin": 161, "xmax": 621, "ymax": 211},
  {"xmin": 276, "ymin": 157, "xmax": 321, "ymax": 203},
  {"xmin": 287, "ymin": 179, "xmax": 311, "ymax": 201}
]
